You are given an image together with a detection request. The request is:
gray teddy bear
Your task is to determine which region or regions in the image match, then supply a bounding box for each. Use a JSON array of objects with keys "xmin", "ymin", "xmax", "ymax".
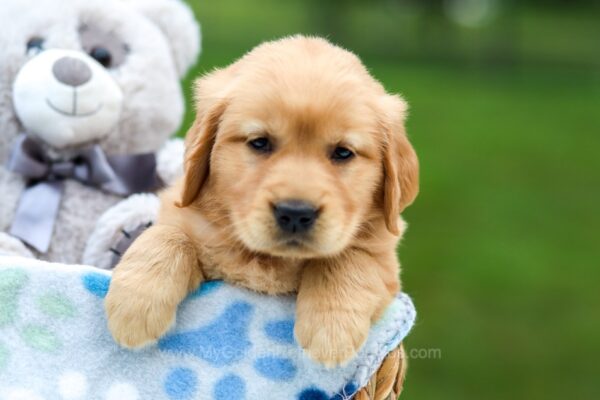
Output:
[{"xmin": 0, "ymin": 0, "xmax": 201, "ymax": 268}]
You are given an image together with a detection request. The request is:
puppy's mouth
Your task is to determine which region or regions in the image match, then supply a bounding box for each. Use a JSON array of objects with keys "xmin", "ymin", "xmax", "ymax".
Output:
[
  {"xmin": 264, "ymin": 235, "xmax": 321, "ymax": 258},
  {"xmin": 277, "ymin": 232, "xmax": 313, "ymax": 248}
]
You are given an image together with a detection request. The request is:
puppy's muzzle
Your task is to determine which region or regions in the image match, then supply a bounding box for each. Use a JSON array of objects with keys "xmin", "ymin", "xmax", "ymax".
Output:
[{"xmin": 273, "ymin": 200, "xmax": 319, "ymax": 234}]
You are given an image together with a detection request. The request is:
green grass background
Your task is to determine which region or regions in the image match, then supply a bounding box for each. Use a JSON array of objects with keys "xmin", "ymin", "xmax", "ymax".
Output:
[{"xmin": 181, "ymin": 1, "xmax": 599, "ymax": 398}]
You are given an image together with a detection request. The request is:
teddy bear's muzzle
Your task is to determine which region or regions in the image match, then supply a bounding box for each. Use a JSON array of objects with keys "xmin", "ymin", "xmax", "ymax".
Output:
[{"xmin": 12, "ymin": 49, "xmax": 124, "ymax": 150}]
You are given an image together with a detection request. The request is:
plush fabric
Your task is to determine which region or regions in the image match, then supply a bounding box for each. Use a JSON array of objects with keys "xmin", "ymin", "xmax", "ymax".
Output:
[
  {"xmin": 82, "ymin": 194, "xmax": 161, "ymax": 269},
  {"xmin": 0, "ymin": 257, "xmax": 416, "ymax": 400},
  {"xmin": 0, "ymin": 0, "xmax": 200, "ymax": 264}
]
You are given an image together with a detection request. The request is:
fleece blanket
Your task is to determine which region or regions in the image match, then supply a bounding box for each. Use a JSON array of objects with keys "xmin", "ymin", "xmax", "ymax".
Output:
[{"xmin": 0, "ymin": 256, "xmax": 416, "ymax": 400}]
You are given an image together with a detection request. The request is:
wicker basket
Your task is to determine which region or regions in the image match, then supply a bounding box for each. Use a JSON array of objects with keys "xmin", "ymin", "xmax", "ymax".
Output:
[{"xmin": 354, "ymin": 344, "xmax": 407, "ymax": 400}]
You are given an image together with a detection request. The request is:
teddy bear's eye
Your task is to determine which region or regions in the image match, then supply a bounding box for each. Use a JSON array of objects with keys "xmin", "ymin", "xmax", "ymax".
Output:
[
  {"xmin": 26, "ymin": 37, "xmax": 45, "ymax": 55},
  {"xmin": 79, "ymin": 24, "xmax": 127, "ymax": 68},
  {"xmin": 89, "ymin": 46, "xmax": 112, "ymax": 68}
]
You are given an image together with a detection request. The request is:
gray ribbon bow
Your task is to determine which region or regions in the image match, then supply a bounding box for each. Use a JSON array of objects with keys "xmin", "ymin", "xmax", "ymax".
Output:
[{"xmin": 7, "ymin": 135, "xmax": 162, "ymax": 253}]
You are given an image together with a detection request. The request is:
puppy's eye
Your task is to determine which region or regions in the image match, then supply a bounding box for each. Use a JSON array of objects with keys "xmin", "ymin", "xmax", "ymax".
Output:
[
  {"xmin": 248, "ymin": 137, "xmax": 273, "ymax": 153},
  {"xmin": 26, "ymin": 37, "xmax": 45, "ymax": 55},
  {"xmin": 331, "ymin": 146, "xmax": 355, "ymax": 162},
  {"xmin": 90, "ymin": 46, "xmax": 112, "ymax": 68}
]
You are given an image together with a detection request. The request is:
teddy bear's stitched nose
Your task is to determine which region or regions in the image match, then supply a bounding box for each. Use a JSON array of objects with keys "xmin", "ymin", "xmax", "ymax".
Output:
[{"xmin": 52, "ymin": 56, "xmax": 92, "ymax": 87}]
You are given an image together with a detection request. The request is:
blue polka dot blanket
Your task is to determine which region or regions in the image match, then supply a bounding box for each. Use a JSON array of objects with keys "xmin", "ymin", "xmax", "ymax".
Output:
[{"xmin": 0, "ymin": 256, "xmax": 416, "ymax": 400}]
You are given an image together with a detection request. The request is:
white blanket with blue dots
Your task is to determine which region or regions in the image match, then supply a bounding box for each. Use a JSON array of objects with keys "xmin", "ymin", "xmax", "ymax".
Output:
[{"xmin": 0, "ymin": 256, "xmax": 416, "ymax": 400}]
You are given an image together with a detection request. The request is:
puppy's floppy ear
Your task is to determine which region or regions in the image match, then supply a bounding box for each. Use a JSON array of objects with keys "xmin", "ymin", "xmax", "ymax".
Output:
[
  {"xmin": 176, "ymin": 68, "xmax": 237, "ymax": 207},
  {"xmin": 379, "ymin": 95, "xmax": 419, "ymax": 235},
  {"xmin": 176, "ymin": 100, "xmax": 227, "ymax": 207}
]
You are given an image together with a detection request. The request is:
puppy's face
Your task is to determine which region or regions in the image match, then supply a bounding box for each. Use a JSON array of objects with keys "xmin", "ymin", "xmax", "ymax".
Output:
[
  {"xmin": 179, "ymin": 37, "xmax": 418, "ymax": 259},
  {"xmin": 214, "ymin": 88, "xmax": 383, "ymax": 258}
]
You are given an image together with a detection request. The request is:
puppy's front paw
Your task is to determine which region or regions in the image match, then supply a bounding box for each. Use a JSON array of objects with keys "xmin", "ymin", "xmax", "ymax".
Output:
[
  {"xmin": 295, "ymin": 311, "xmax": 370, "ymax": 368},
  {"xmin": 105, "ymin": 285, "xmax": 176, "ymax": 349}
]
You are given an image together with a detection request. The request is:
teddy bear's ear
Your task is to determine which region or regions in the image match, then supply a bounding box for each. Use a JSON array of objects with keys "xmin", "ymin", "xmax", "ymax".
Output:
[{"xmin": 123, "ymin": 0, "xmax": 201, "ymax": 77}]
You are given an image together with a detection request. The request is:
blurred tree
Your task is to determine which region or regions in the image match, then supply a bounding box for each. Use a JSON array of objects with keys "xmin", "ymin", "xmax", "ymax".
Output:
[
  {"xmin": 416, "ymin": 0, "xmax": 459, "ymax": 62},
  {"xmin": 304, "ymin": 0, "xmax": 354, "ymax": 40}
]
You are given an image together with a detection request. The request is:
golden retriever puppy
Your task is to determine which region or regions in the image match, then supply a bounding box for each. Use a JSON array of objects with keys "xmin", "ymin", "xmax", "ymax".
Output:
[{"xmin": 105, "ymin": 35, "xmax": 418, "ymax": 367}]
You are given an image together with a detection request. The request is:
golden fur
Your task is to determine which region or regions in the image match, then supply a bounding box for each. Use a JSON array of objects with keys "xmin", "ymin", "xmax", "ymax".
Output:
[{"xmin": 105, "ymin": 36, "xmax": 418, "ymax": 367}]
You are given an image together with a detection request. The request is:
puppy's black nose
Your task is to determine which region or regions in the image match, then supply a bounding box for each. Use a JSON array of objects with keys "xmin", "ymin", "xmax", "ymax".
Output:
[{"xmin": 273, "ymin": 200, "xmax": 318, "ymax": 234}]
